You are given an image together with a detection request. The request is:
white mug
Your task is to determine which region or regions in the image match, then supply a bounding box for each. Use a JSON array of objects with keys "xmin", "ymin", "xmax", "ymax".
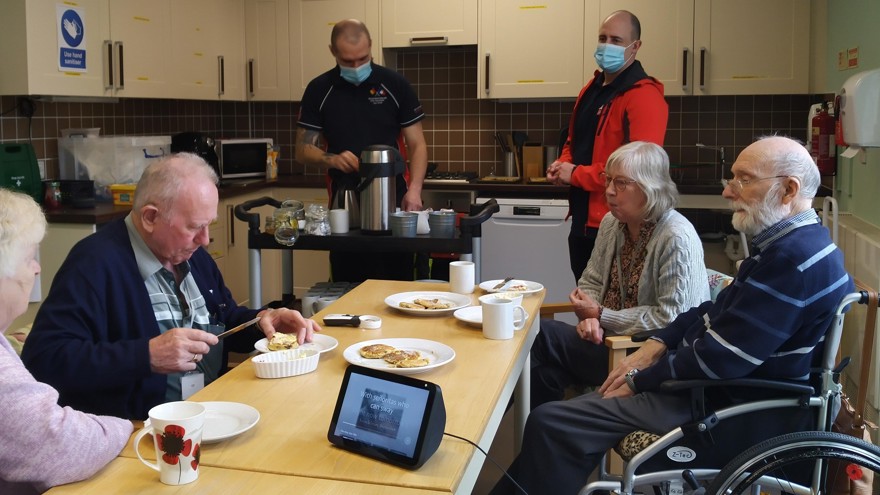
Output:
[
  {"xmin": 329, "ymin": 209, "xmax": 349, "ymax": 234},
  {"xmin": 313, "ymin": 296, "xmax": 338, "ymax": 314},
  {"xmin": 449, "ymin": 261, "xmax": 475, "ymax": 294},
  {"xmin": 481, "ymin": 297, "xmax": 526, "ymax": 340},
  {"xmin": 134, "ymin": 401, "xmax": 206, "ymax": 485}
]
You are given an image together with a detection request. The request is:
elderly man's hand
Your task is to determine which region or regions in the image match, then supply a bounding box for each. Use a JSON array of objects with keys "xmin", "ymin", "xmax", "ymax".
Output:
[
  {"xmin": 149, "ymin": 328, "xmax": 219, "ymax": 374},
  {"xmin": 569, "ymin": 288, "xmax": 600, "ymax": 320},
  {"xmin": 256, "ymin": 308, "xmax": 321, "ymax": 345},
  {"xmin": 599, "ymin": 339, "xmax": 667, "ymax": 396}
]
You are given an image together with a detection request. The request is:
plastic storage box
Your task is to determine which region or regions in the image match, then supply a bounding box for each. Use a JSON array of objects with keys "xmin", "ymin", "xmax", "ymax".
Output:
[
  {"xmin": 110, "ymin": 184, "xmax": 137, "ymax": 205},
  {"xmin": 58, "ymin": 136, "xmax": 171, "ymax": 201}
]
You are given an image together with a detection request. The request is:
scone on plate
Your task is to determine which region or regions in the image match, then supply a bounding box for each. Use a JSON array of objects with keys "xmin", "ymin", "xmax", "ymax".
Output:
[
  {"xmin": 359, "ymin": 343, "xmax": 396, "ymax": 359},
  {"xmin": 383, "ymin": 349, "xmax": 420, "ymax": 364},
  {"xmin": 396, "ymin": 357, "xmax": 430, "ymax": 368},
  {"xmin": 267, "ymin": 332, "xmax": 299, "ymax": 351}
]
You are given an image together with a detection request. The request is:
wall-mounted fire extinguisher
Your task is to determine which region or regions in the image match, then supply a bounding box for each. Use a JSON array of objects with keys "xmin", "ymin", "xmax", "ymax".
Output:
[{"xmin": 811, "ymin": 102, "xmax": 835, "ymax": 175}]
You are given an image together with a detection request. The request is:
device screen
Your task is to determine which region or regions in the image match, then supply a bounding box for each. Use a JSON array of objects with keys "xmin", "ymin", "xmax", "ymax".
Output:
[{"xmin": 331, "ymin": 368, "xmax": 431, "ymax": 459}]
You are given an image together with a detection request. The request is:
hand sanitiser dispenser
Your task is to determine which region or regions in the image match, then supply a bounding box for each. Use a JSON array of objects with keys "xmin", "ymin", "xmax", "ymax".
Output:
[{"xmin": 840, "ymin": 68, "xmax": 880, "ymax": 147}]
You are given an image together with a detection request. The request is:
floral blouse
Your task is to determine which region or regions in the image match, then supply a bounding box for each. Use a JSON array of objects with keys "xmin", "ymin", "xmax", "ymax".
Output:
[{"xmin": 602, "ymin": 222, "xmax": 657, "ymax": 311}]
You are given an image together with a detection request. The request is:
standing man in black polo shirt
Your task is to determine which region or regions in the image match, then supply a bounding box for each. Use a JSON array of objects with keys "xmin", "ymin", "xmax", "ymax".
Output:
[{"xmin": 296, "ymin": 19, "xmax": 428, "ymax": 282}]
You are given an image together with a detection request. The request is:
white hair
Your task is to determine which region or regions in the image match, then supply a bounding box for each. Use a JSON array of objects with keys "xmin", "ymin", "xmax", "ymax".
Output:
[{"xmin": 0, "ymin": 188, "xmax": 47, "ymax": 278}]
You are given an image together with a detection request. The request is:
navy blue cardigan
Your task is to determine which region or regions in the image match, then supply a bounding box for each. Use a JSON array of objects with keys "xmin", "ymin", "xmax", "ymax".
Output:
[{"xmin": 22, "ymin": 219, "xmax": 260, "ymax": 419}]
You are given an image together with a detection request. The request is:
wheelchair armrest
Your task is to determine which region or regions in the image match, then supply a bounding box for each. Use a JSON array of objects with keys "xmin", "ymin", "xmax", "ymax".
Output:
[
  {"xmin": 630, "ymin": 330, "xmax": 656, "ymax": 343},
  {"xmin": 659, "ymin": 378, "xmax": 815, "ymax": 396}
]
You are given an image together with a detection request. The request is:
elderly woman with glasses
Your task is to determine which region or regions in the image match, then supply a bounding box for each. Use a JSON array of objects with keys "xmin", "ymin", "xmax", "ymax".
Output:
[
  {"xmin": 531, "ymin": 141, "xmax": 710, "ymax": 408},
  {"xmin": 0, "ymin": 189, "xmax": 132, "ymax": 494}
]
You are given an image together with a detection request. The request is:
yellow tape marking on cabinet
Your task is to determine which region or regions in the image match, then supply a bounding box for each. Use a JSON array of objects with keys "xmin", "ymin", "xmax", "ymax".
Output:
[
  {"xmin": 133, "ymin": 16, "xmax": 150, "ymax": 22},
  {"xmin": 63, "ymin": 72, "xmax": 82, "ymax": 77},
  {"xmin": 520, "ymin": 5, "xmax": 548, "ymax": 9}
]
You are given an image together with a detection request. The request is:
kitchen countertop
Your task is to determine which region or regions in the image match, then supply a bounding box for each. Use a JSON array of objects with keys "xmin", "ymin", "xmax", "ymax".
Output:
[{"xmin": 43, "ymin": 174, "xmax": 831, "ymax": 225}]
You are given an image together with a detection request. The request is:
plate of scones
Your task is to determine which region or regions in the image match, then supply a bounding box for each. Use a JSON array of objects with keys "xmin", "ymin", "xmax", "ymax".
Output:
[
  {"xmin": 343, "ymin": 338, "xmax": 456, "ymax": 375},
  {"xmin": 384, "ymin": 291, "xmax": 472, "ymax": 316}
]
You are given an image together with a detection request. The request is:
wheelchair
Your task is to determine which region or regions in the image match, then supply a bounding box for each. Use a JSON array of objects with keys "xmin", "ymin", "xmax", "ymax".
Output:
[{"xmin": 580, "ymin": 291, "xmax": 880, "ymax": 495}]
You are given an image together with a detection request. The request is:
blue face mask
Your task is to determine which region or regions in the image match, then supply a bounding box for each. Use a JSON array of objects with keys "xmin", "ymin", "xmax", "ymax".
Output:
[
  {"xmin": 594, "ymin": 42, "xmax": 635, "ymax": 73},
  {"xmin": 340, "ymin": 61, "xmax": 372, "ymax": 85}
]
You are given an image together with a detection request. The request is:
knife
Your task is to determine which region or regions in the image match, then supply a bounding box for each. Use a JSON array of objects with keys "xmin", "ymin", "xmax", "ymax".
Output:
[
  {"xmin": 492, "ymin": 277, "xmax": 515, "ymax": 291},
  {"xmin": 216, "ymin": 316, "xmax": 261, "ymax": 340}
]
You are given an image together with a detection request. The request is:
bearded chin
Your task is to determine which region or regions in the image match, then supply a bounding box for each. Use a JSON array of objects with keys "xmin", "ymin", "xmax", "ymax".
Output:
[{"xmin": 731, "ymin": 189, "xmax": 789, "ymax": 236}]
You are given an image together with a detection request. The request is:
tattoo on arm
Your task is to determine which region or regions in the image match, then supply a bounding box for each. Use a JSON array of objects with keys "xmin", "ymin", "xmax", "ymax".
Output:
[{"xmin": 301, "ymin": 129, "xmax": 323, "ymax": 147}]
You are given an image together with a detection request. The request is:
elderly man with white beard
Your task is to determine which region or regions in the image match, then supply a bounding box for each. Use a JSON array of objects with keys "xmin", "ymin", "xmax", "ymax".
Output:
[{"xmin": 490, "ymin": 135, "xmax": 853, "ymax": 495}]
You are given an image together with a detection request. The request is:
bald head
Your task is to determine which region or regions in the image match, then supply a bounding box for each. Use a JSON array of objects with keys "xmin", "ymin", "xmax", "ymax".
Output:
[
  {"xmin": 743, "ymin": 136, "xmax": 820, "ymax": 202},
  {"xmin": 330, "ymin": 19, "xmax": 372, "ymax": 52},
  {"xmin": 603, "ymin": 10, "xmax": 641, "ymax": 41}
]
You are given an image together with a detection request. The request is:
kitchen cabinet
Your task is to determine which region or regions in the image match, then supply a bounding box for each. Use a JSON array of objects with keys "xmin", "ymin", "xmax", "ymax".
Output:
[
  {"xmin": 837, "ymin": 216, "xmax": 880, "ymax": 412},
  {"xmin": 0, "ymin": 0, "xmax": 111, "ymax": 97},
  {"xmin": 9, "ymin": 223, "xmax": 97, "ymax": 334},
  {"xmin": 108, "ymin": 0, "xmax": 173, "ymax": 99},
  {"xmin": 245, "ymin": 0, "xmax": 292, "ymax": 101},
  {"xmin": 1, "ymin": 0, "xmax": 252, "ymax": 100},
  {"xmin": 478, "ymin": 0, "xmax": 585, "ymax": 99},
  {"xmin": 381, "ymin": 0, "xmax": 477, "ymax": 48},
  {"xmin": 289, "ymin": 0, "xmax": 381, "ymax": 100},
  {"xmin": 171, "ymin": 0, "xmax": 246, "ymax": 101},
  {"xmin": 590, "ymin": 0, "xmax": 810, "ymax": 96}
]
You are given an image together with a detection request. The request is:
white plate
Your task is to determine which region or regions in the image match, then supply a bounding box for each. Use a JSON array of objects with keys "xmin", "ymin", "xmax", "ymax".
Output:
[
  {"xmin": 254, "ymin": 333, "xmax": 339, "ymax": 354},
  {"xmin": 342, "ymin": 338, "xmax": 455, "ymax": 375},
  {"xmin": 453, "ymin": 306, "xmax": 529, "ymax": 328},
  {"xmin": 384, "ymin": 291, "xmax": 472, "ymax": 316},
  {"xmin": 479, "ymin": 279, "xmax": 545, "ymax": 295},
  {"xmin": 199, "ymin": 401, "xmax": 260, "ymax": 443}
]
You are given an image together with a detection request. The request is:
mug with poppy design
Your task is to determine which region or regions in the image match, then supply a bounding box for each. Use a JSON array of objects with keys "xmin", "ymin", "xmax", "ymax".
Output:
[{"xmin": 134, "ymin": 401, "xmax": 206, "ymax": 485}]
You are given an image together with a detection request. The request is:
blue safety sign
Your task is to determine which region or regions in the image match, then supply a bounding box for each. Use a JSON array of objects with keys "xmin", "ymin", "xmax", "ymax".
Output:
[{"xmin": 57, "ymin": 6, "xmax": 86, "ymax": 71}]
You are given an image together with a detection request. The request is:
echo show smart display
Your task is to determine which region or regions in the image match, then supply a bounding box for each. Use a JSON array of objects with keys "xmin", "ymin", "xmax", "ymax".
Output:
[{"xmin": 327, "ymin": 364, "xmax": 446, "ymax": 469}]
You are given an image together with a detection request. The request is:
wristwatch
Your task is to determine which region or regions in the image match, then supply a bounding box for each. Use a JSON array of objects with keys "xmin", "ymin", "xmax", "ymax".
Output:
[{"xmin": 624, "ymin": 368, "xmax": 640, "ymax": 393}]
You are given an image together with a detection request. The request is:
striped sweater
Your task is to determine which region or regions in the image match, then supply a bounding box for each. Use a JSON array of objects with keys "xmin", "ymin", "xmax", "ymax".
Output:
[{"xmin": 635, "ymin": 209, "xmax": 853, "ymax": 392}]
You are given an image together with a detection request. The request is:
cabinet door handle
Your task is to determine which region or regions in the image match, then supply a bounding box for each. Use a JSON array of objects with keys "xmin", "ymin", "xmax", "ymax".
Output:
[
  {"xmin": 484, "ymin": 53, "xmax": 490, "ymax": 95},
  {"xmin": 410, "ymin": 36, "xmax": 448, "ymax": 45},
  {"xmin": 104, "ymin": 40, "xmax": 114, "ymax": 90},
  {"xmin": 218, "ymin": 55, "xmax": 225, "ymax": 97},
  {"xmin": 248, "ymin": 58, "xmax": 255, "ymax": 98},
  {"xmin": 699, "ymin": 46, "xmax": 706, "ymax": 90},
  {"xmin": 227, "ymin": 204, "xmax": 235, "ymax": 246},
  {"xmin": 115, "ymin": 41, "xmax": 125, "ymax": 90},
  {"xmin": 681, "ymin": 47, "xmax": 689, "ymax": 92}
]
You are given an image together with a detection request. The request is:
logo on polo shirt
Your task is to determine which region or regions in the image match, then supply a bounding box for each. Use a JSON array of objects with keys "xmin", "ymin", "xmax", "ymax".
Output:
[{"xmin": 368, "ymin": 86, "xmax": 388, "ymax": 105}]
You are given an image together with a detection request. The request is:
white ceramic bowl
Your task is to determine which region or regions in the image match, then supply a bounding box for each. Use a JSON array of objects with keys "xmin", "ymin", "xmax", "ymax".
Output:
[
  {"xmin": 252, "ymin": 349, "xmax": 319, "ymax": 378},
  {"xmin": 479, "ymin": 292, "xmax": 523, "ymax": 306}
]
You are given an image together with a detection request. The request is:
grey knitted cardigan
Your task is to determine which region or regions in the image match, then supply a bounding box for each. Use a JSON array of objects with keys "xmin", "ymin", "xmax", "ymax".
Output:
[{"xmin": 577, "ymin": 209, "xmax": 711, "ymax": 335}]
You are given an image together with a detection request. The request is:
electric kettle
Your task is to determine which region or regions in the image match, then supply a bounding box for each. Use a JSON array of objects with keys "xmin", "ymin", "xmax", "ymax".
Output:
[{"xmin": 357, "ymin": 145, "xmax": 405, "ymax": 235}]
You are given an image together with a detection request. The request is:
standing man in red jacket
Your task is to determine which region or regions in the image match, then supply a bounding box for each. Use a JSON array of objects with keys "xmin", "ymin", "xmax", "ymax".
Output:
[{"xmin": 547, "ymin": 10, "xmax": 668, "ymax": 281}]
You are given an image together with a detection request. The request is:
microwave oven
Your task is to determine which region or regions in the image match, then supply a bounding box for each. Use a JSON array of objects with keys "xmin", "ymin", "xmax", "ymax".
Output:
[{"xmin": 215, "ymin": 138, "xmax": 272, "ymax": 179}]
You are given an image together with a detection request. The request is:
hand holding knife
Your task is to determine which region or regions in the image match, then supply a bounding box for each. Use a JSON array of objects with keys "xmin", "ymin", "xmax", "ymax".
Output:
[{"xmin": 216, "ymin": 316, "xmax": 261, "ymax": 340}]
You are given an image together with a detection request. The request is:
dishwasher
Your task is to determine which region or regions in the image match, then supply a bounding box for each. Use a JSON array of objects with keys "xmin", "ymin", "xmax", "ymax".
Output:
[{"xmin": 476, "ymin": 197, "xmax": 577, "ymax": 325}]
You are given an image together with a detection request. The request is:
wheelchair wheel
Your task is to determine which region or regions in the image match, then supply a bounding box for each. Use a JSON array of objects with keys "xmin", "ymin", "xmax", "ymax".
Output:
[{"xmin": 707, "ymin": 431, "xmax": 880, "ymax": 495}]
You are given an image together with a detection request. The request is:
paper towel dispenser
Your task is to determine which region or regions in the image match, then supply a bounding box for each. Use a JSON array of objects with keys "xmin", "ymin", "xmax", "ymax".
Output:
[{"xmin": 840, "ymin": 68, "xmax": 880, "ymax": 147}]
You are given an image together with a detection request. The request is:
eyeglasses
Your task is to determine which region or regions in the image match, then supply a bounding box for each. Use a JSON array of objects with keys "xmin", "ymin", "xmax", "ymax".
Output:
[
  {"xmin": 600, "ymin": 172, "xmax": 638, "ymax": 192},
  {"xmin": 720, "ymin": 175, "xmax": 789, "ymax": 195}
]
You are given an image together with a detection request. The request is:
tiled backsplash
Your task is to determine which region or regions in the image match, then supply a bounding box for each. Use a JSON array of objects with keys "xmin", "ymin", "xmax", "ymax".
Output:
[{"xmin": 0, "ymin": 46, "xmax": 824, "ymax": 184}]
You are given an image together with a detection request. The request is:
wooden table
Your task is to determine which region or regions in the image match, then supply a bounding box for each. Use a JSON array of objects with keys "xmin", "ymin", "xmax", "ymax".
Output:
[
  {"xmin": 66, "ymin": 280, "xmax": 543, "ymax": 494},
  {"xmin": 48, "ymin": 458, "xmax": 436, "ymax": 494}
]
